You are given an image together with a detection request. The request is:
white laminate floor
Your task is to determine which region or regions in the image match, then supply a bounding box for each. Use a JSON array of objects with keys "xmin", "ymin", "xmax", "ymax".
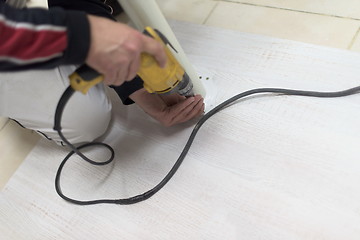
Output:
[
  {"xmin": 1, "ymin": 21, "xmax": 360, "ymax": 239},
  {"xmin": 3, "ymin": 0, "xmax": 360, "ymax": 190}
]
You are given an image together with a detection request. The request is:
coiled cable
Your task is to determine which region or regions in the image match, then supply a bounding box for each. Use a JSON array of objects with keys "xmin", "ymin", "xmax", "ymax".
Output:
[{"xmin": 54, "ymin": 85, "xmax": 360, "ymax": 205}]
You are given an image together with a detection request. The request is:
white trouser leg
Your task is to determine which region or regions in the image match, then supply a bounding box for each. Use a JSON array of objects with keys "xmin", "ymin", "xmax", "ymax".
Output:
[{"xmin": 0, "ymin": 66, "xmax": 112, "ymax": 145}]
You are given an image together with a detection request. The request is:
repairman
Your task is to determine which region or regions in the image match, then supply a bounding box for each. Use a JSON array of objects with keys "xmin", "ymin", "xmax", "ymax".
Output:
[{"xmin": 0, "ymin": 0, "xmax": 205, "ymax": 145}]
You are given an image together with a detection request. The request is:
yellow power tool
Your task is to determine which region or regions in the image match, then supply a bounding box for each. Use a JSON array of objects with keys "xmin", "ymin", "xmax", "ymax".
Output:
[{"xmin": 69, "ymin": 26, "xmax": 194, "ymax": 97}]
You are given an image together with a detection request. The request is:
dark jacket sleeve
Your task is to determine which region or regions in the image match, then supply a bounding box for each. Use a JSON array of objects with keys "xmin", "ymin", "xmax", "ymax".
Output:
[
  {"xmin": 0, "ymin": 1, "xmax": 90, "ymax": 71},
  {"xmin": 48, "ymin": 0, "xmax": 114, "ymax": 21},
  {"xmin": 110, "ymin": 77, "xmax": 144, "ymax": 105}
]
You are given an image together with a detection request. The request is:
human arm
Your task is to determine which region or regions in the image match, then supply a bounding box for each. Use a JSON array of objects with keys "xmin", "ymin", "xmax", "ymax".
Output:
[
  {"xmin": 85, "ymin": 14, "xmax": 166, "ymax": 86},
  {"xmin": 0, "ymin": 2, "xmax": 90, "ymax": 70},
  {"xmin": 129, "ymin": 88, "xmax": 204, "ymax": 127},
  {"xmin": 48, "ymin": 0, "xmax": 167, "ymax": 86},
  {"xmin": 0, "ymin": 1, "xmax": 166, "ymax": 86}
]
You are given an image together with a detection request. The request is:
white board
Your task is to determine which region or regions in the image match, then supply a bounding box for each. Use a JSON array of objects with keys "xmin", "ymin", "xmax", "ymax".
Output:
[{"xmin": 1, "ymin": 21, "xmax": 360, "ymax": 240}]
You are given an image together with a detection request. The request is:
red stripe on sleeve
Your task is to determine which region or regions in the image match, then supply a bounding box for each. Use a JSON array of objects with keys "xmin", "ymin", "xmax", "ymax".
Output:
[{"xmin": 0, "ymin": 21, "xmax": 67, "ymax": 60}]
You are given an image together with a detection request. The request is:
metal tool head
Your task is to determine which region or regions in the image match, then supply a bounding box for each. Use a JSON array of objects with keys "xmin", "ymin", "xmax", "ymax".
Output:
[{"xmin": 168, "ymin": 72, "xmax": 194, "ymax": 97}]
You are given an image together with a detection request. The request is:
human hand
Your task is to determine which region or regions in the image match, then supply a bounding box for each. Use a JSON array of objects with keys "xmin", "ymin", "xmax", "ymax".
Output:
[
  {"xmin": 85, "ymin": 15, "xmax": 167, "ymax": 86},
  {"xmin": 130, "ymin": 88, "xmax": 205, "ymax": 127}
]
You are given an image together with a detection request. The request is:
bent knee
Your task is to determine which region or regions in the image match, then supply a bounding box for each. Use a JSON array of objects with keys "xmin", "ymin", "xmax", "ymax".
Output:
[{"xmin": 59, "ymin": 92, "xmax": 112, "ymax": 144}]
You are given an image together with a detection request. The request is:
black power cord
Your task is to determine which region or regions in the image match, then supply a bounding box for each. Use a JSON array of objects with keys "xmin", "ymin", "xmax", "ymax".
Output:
[{"xmin": 54, "ymin": 85, "xmax": 360, "ymax": 205}]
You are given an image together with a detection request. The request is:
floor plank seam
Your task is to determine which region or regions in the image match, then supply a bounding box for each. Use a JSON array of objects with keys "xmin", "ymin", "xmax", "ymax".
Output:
[
  {"xmin": 202, "ymin": 1, "xmax": 220, "ymax": 25},
  {"xmin": 220, "ymin": 0, "xmax": 360, "ymax": 21},
  {"xmin": 0, "ymin": 119, "xmax": 10, "ymax": 132},
  {"xmin": 347, "ymin": 27, "xmax": 360, "ymax": 50}
]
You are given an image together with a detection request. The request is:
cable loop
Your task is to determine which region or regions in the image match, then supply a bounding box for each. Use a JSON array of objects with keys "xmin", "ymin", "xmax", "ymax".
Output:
[{"xmin": 54, "ymin": 86, "xmax": 360, "ymax": 205}]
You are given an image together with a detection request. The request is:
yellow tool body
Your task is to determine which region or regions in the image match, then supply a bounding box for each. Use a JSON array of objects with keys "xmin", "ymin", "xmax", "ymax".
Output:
[
  {"xmin": 69, "ymin": 65, "xmax": 103, "ymax": 94},
  {"xmin": 69, "ymin": 27, "xmax": 193, "ymax": 96}
]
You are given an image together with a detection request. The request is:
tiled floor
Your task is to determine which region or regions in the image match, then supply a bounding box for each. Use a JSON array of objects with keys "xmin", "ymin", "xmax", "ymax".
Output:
[
  {"xmin": 2, "ymin": 0, "xmax": 360, "ymax": 188},
  {"xmin": 206, "ymin": 2, "xmax": 360, "ymax": 49}
]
